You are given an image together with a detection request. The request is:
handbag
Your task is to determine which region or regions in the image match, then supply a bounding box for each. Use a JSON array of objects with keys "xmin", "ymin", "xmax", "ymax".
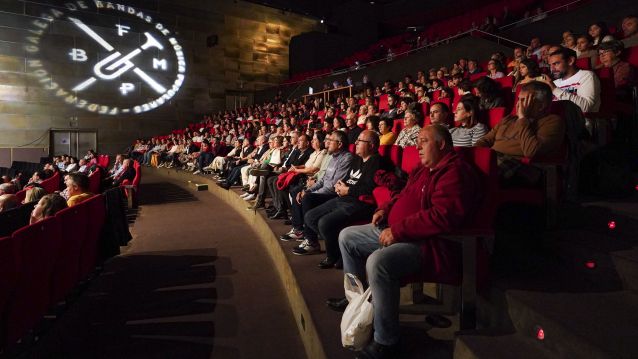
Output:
[{"xmin": 340, "ymin": 273, "xmax": 374, "ymax": 350}]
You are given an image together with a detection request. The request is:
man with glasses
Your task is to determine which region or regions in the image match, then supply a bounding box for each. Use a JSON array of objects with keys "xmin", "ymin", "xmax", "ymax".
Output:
[
  {"xmin": 293, "ymin": 130, "xmax": 385, "ymax": 270},
  {"xmin": 280, "ymin": 131, "xmax": 353, "ymax": 243},
  {"xmin": 598, "ymin": 40, "xmax": 637, "ymax": 92}
]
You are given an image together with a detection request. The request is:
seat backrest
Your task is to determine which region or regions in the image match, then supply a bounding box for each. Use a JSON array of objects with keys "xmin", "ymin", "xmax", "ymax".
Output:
[
  {"xmin": 88, "ymin": 168, "xmax": 101, "ymax": 194},
  {"xmin": 132, "ymin": 161, "xmax": 142, "ymax": 189},
  {"xmin": 487, "ymin": 107, "xmax": 507, "ymax": 128},
  {"xmin": 14, "ymin": 189, "xmax": 26, "ymax": 203},
  {"xmin": 0, "ymin": 235, "xmax": 18, "ymax": 348},
  {"xmin": 378, "ymin": 94, "xmax": 389, "ymax": 111},
  {"xmin": 625, "ymin": 45, "xmax": 638, "ymax": 68},
  {"xmin": 392, "ymin": 119, "xmax": 404, "ymax": 134},
  {"xmin": 0, "ymin": 202, "xmax": 35, "ymax": 237},
  {"xmin": 575, "ymin": 57, "xmax": 592, "ymax": 70},
  {"xmin": 51, "ymin": 206, "xmax": 88, "ymax": 303},
  {"xmin": 400, "ymin": 146, "xmax": 420, "ymax": 174},
  {"xmin": 453, "ymin": 147, "xmax": 498, "ymax": 229},
  {"xmin": 8, "ymin": 217, "xmax": 61, "ymax": 344},
  {"xmin": 41, "ymin": 171, "xmax": 60, "ymax": 194},
  {"xmin": 78, "ymin": 194, "xmax": 105, "ymax": 279}
]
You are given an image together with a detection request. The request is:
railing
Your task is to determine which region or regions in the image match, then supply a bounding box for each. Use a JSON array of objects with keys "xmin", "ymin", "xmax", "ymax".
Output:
[
  {"xmin": 281, "ymin": 0, "xmax": 588, "ymax": 89},
  {"xmin": 301, "ymin": 85, "xmax": 353, "ymax": 103}
]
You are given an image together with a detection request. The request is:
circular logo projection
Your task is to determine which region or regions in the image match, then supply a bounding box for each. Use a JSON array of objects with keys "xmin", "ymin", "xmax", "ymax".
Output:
[{"xmin": 24, "ymin": 1, "xmax": 186, "ymax": 115}]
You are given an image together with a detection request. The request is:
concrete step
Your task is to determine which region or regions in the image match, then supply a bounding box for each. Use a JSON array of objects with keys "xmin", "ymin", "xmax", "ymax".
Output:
[
  {"xmin": 505, "ymin": 290, "xmax": 638, "ymax": 359},
  {"xmin": 454, "ymin": 332, "xmax": 554, "ymax": 359}
]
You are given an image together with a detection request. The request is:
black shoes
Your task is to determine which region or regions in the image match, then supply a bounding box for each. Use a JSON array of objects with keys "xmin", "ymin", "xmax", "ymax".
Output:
[
  {"xmin": 326, "ymin": 297, "xmax": 349, "ymax": 312},
  {"xmin": 217, "ymin": 182, "xmax": 231, "ymax": 190},
  {"xmin": 268, "ymin": 210, "xmax": 288, "ymax": 220},
  {"xmin": 355, "ymin": 341, "xmax": 400, "ymax": 359},
  {"xmin": 317, "ymin": 257, "xmax": 338, "ymax": 269}
]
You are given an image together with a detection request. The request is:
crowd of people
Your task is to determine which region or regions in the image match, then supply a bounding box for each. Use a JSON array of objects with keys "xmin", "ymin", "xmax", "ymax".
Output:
[{"xmin": 130, "ymin": 15, "xmax": 637, "ymax": 359}]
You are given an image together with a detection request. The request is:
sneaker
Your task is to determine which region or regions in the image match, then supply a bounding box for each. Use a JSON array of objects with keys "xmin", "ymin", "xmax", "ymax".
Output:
[
  {"xmin": 243, "ymin": 193, "xmax": 256, "ymax": 201},
  {"xmin": 193, "ymin": 170, "xmax": 201, "ymax": 175},
  {"xmin": 280, "ymin": 229, "xmax": 304, "ymax": 241},
  {"xmin": 292, "ymin": 239, "xmax": 320, "ymax": 255},
  {"xmin": 158, "ymin": 163, "xmax": 165, "ymax": 168}
]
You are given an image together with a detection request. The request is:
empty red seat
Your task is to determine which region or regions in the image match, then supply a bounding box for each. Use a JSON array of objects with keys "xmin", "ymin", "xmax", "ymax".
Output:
[
  {"xmin": 378, "ymin": 94, "xmax": 389, "ymax": 111},
  {"xmin": 78, "ymin": 195, "xmax": 105, "ymax": 279},
  {"xmin": 400, "ymin": 146, "xmax": 420, "ymax": 174},
  {"xmin": 0, "ymin": 236, "xmax": 18, "ymax": 348},
  {"xmin": 8, "ymin": 217, "xmax": 61, "ymax": 344},
  {"xmin": 51, "ymin": 206, "xmax": 88, "ymax": 303}
]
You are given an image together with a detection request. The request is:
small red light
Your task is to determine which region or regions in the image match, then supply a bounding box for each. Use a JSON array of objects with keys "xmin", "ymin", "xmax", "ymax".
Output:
[
  {"xmin": 585, "ymin": 261, "xmax": 596, "ymax": 269},
  {"xmin": 608, "ymin": 221, "xmax": 616, "ymax": 230},
  {"xmin": 536, "ymin": 327, "xmax": 545, "ymax": 340},
  {"xmin": 635, "ymin": 184, "xmax": 638, "ymax": 191}
]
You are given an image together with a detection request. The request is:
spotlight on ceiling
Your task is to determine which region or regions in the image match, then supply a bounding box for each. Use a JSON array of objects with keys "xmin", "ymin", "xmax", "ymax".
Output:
[{"xmin": 320, "ymin": 19, "xmax": 324, "ymax": 24}]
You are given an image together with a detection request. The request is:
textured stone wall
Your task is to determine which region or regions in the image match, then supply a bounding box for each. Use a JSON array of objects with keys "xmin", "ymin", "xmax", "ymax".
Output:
[{"xmin": 0, "ymin": 0, "xmax": 318, "ymax": 163}]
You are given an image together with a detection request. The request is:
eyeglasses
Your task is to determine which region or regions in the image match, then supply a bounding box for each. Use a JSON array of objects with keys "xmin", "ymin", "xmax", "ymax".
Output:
[{"xmin": 355, "ymin": 139, "xmax": 371, "ymax": 144}]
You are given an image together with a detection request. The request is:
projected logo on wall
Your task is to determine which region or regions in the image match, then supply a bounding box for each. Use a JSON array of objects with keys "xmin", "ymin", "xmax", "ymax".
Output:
[{"xmin": 24, "ymin": 1, "xmax": 186, "ymax": 115}]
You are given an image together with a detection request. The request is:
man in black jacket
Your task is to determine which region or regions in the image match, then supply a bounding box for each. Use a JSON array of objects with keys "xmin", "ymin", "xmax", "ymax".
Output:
[{"xmin": 293, "ymin": 130, "xmax": 386, "ymax": 269}]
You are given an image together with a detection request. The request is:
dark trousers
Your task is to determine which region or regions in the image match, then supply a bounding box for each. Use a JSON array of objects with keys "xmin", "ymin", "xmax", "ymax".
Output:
[
  {"xmin": 197, "ymin": 152, "xmax": 214, "ymax": 170},
  {"xmin": 292, "ymin": 192, "xmax": 336, "ymax": 233},
  {"xmin": 304, "ymin": 197, "xmax": 375, "ymax": 261},
  {"xmin": 226, "ymin": 164, "xmax": 248, "ymax": 185}
]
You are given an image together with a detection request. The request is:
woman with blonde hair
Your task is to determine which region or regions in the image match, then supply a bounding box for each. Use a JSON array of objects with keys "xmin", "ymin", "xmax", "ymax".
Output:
[
  {"xmin": 29, "ymin": 193, "xmax": 68, "ymax": 224},
  {"xmin": 24, "ymin": 186, "xmax": 46, "ymax": 204}
]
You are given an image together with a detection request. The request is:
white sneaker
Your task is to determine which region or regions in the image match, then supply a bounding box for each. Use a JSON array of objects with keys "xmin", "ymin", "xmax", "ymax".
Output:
[
  {"xmin": 158, "ymin": 163, "xmax": 165, "ymax": 168},
  {"xmin": 292, "ymin": 239, "xmax": 320, "ymax": 255},
  {"xmin": 240, "ymin": 192, "xmax": 251, "ymax": 198},
  {"xmin": 193, "ymin": 170, "xmax": 201, "ymax": 175},
  {"xmin": 243, "ymin": 193, "xmax": 256, "ymax": 201}
]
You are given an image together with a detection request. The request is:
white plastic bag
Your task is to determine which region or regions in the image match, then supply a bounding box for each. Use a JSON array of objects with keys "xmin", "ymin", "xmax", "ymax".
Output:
[{"xmin": 340, "ymin": 273, "xmax": 374, "ymax": 350}]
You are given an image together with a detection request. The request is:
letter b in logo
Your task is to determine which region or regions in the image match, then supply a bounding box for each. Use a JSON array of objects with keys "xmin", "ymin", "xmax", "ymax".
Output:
[{"xmin": 69, "ymin": 48, "xmax": 88, "ymax": 62}]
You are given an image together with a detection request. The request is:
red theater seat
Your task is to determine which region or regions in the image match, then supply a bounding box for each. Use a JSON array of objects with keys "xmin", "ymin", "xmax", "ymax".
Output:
[
  {"xmin": 0, "ymin": 236, "xmax": 18, "ymax": 348},
  {"xmin": 52, "ymin": 206, "xmax": 88, "ymax": 303},
  {"xmin": 486, "ymin": 107, "xmax": 508, "ymax": 128},
  {"xmin": 400, "ymin": 146, "xmax": 420, "ymax": 174},
  {"xmin": 8, "ymin": 217, "xmax": 61, "ymax": 345},
  {"xmin": 88, "ymin": 168, "xmax": 101, "ymax": 194},
  {"xmin": 78, "ymin": 195, "xmax": 105, "ymax": 280}
]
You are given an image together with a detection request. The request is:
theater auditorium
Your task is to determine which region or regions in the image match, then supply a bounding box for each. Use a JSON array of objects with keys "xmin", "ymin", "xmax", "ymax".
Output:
[{"xmin": 0, "ymin": 0, "xmax": 637, "ymax": 358}]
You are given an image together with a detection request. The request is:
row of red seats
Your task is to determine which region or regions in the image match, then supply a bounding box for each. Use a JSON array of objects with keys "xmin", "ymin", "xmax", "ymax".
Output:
[{"xmin": 0, "ymin": 194, "xmax": 106, "ymax": 348}]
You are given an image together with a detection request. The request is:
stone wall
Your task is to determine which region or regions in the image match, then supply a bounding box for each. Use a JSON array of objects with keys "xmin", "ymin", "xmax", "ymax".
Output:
[{"xmin": 0, "ymin": 0, "xmax": 319, "ymax": 165}]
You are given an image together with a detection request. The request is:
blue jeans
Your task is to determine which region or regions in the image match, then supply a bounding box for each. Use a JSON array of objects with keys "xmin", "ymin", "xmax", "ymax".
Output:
[
  {"xmin": 304, "ymin": 197, "xmax": 375, "ymax": 260},
  {"xmin": 338, "ymin": 224, "xmax": 422, "ymax": 346},
  {"xmin": 291, "ymin": 192, "xmax": 335, "ymax": 231}
]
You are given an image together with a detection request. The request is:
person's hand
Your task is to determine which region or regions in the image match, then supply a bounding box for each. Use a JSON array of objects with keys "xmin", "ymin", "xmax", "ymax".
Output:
[
  {"xmin": 516, "ymin": 92, "xmax": 533, "ymax": 120},
  {"xmin": 538, "ymin": 73, "xmax": 556, "ymax": 90},
  {"xmin": 335, "ymin": 180, "xmax": 349, "ymax": 197},
  {"xmin": 296, "ymin": 190, "xmax": 306, "ymax": 204},
  {"xmin": 371, "ymin": 210, "xmax": 385, "ymax": 225},
  {"xmin": 378, "ymin": 228, "xmax": 397, "ymax": 247},
  {"xmin": 306, "ymin": 177, "xmax": 316, "ymax": 187}
]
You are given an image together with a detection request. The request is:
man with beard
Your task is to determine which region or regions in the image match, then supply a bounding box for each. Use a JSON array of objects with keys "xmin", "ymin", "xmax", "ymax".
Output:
[{"xmin": 539, "ymin": 47, "xmax": 601, "ymax": 113}]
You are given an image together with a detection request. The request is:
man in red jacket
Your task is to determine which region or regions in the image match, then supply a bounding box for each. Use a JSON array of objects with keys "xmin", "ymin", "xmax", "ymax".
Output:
[{"xmin": 331, "ymin": 125, "xmax": 484, "ymax": 359}]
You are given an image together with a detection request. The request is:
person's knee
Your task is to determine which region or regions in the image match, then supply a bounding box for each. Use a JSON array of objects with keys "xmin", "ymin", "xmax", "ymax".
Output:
[{"xmin": 366, "ymin": 250, "xmax": 390, "ymax": 284}]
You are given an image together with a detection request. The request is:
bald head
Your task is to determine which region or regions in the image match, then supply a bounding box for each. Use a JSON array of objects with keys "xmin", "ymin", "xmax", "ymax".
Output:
[{"xmin": 0, "ymin": 194, "xmax": 19, "ymax": 212}]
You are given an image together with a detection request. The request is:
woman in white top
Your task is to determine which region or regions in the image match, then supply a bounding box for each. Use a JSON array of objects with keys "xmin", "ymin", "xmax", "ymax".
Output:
[
  {"xmin": 588, "ymin": 22, "xmax": 614, "ymax": 47},
  {"xmin": 356, "ymin": 105, "xmax": 368, "ymax": 126},
  {"xmin": 290, "ymin": 132, "xmax": 326, "ymax": 176},
  {"xmin": 487, "ymin": 59, "xmax": 505, "ymax": 79},
  {"xmin": 450, "ymin": 97, "xmax": 488, "ymax": 147}
]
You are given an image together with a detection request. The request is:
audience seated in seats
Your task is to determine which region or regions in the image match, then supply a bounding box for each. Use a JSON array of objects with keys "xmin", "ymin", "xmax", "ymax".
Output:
[
  {"xmin": 112, "ymin": 159, "xmax": 137, "ymax": 187},
  {"xmin": 588, "ymin": 21, "xmax": 614, "ymax": 47},
  {"xmin": 476, "ymin": 81, "xmax": 566, "ymax": 185},
  {"xmin": 331, "ymin": 125, "xmax": 483, "ymax": 359},
  {"xmin": 527, "ymin": 36, "xmax": 543, "ymax": 59},
  {"xmin": 0, "ymin": 183, "xmax": 16, "ymax": 195},
  {"xmin": 280, "ymin": 131, "xmax": 352, "ymax": 243},
  {"xmin": 380, "ymin": 95, "xmax": 399, "ymax": 121},
  {"xmin": 107, "ymin": 154, "xmax": 124, "ymax": 180},
  {"xmin": 267, "ymin": 133, "xmax": 326, "ymax": 219},
  {"xmin": 507, "ymin": 47, "xmax": 526, "ymax": 74},
  {"xmin": 241, "ymin": 137, "xmax": 277, "ymax": 194},
  {"xmin": 428, "ymin": 102, "xmax": 452, "ymax": 128},
  {"xmin": 394, "ymin": 109, "xmax": 421, "ymax": 148},
  {"xmin": 467, "ymin": 59, "xmax": 481, "ymax": 76},
  {"xmin": 207, "ymin": 139, "xmax": 241, "ymax": 173},
  {"xmin": 219, "ymin": 135, "xmax": 269, "ymax": 189},
  {"xmin": 487, "ymin": 59, "xmax": 506, "ymax": 79},
  {"xmin": 621, "ymin": 15, "xmax": 638, "ymax": 48},
  {"xmin": 346, "ymin": 114, "xmax": 363, "ymax": 145},
  {"xmin": 378, "ymin": 118, "xmax": 396, "ymax": 145},
  {"xmin": 597, "ymin": 40, "xmax": 637, "ymax": 95},
  {"xmin": 514, "ymin": 58, "xmax": 544, "ymax": 90},
  {"xmin": 474, "ymin": 77, "xmax": 505, "ymax": 110},
  {"xmin": 0, "ymin": 194, "xmax": 19, "ymax": 213},
  {"xmin": 540, "ymin": 47, "xmax": 601, "ymax": 113},
  {"xmin": 576, "ymin": 34, "xmax": 599, "ymax": 68},
  {"xmin": 29, "ymin": 193, "xmax": 68, "ymax": 224},
  {"xmin": 65, "ymin": 172, "xmax": 93, "ymax": 207},
  {"xmin": 365, "ymin": 116, "xmax": 380, "ymax": 134},
  {"xmin": 24, "ymin": 187, "xmax": 46, "ymax": 204},
  {"xmin": 292, "ymin": 130, "xmax": 385, "ymax": 269},
  {"xmin": 24, "ymin": 170, "xmax": 47, "ymax": 190},
  {"xmin": 450, "ymin": 97, "xmax": 488, "ymax": 147}
]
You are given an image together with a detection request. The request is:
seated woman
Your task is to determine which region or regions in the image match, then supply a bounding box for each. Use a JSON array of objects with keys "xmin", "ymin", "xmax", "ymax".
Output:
[
  {"xmin": 356, "ymin": 105, "xmax": 368, "ymax": 126},
  {"xmin": 365, "ymin": 115, "xmax": 380, "ymax": 134},
  {"xmin": 29, "ymin": 193, "xmax": 68, "ymax": 224},
  {"xmin": 394, "ymin": 109, "xmax": 421, "ymax": 147},
  {"xmin": 576, "ymin": 34, "xmax": 598, "ymax": 65},
  {"xmin": 513, "ymin": 58, "xmax": 544, "ymax": 91},
  {"xmin": 487, "ymin": 59, "xmax": 505, "ymax": 79},
  {"xmin": 378, "ymin": 117, "xmax": 396, "ymax": 145},
  {"xmin": 475, "ymin": 77, "xmax": 505, "ymax": 110},
  {"xmin": 450, "ymin": 97, "xmax": 488, "ymax": 147},
  {"xmin": 24, "ymin": 186, "xmax": 46, "ymax": 204}
]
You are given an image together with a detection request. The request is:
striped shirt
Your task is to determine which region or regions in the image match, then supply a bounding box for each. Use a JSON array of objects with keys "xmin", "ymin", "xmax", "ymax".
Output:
[{"xmin": 449, "ymin": 123, "xmax": 488, "ymax": 147}]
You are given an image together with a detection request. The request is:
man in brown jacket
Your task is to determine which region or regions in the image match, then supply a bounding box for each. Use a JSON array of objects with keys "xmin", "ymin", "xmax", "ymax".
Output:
[{"xmin": 475, "ymin": 81, "xmax": 565, "ymax": 184}]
